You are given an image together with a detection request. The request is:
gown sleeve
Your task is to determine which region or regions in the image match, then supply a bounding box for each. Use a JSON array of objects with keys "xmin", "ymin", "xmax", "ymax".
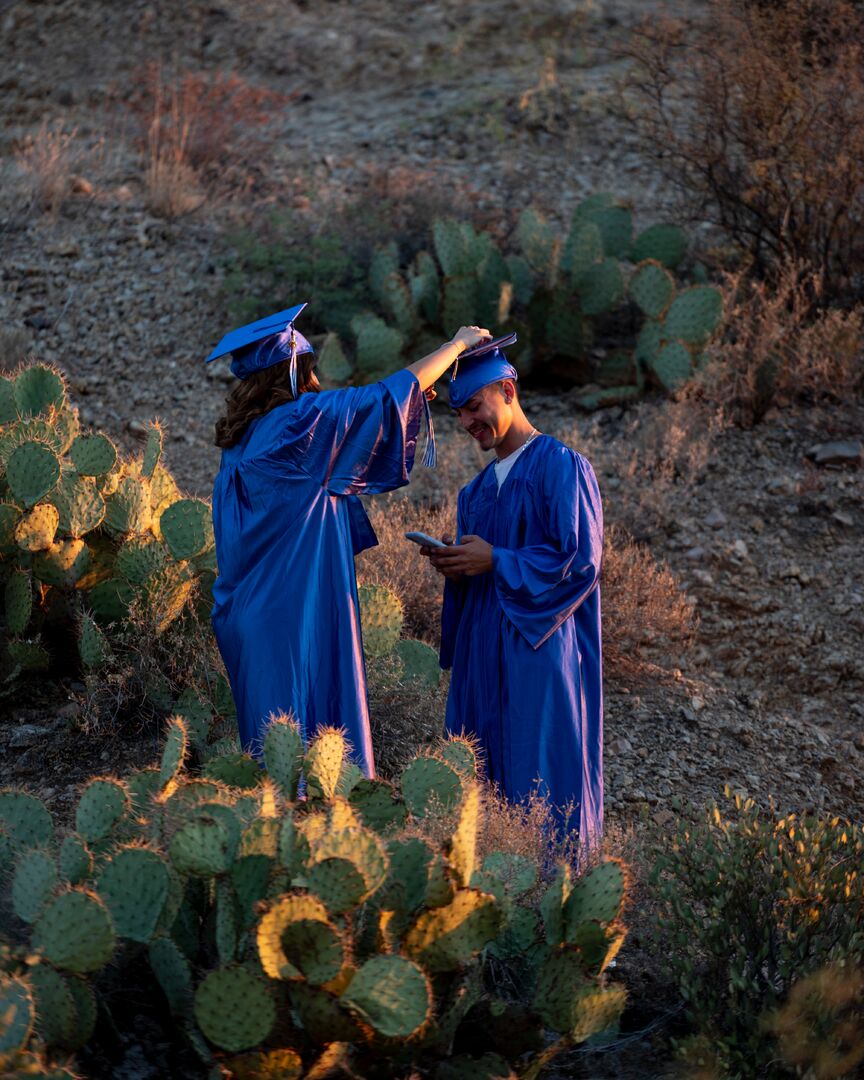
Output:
[
  {"xmin": 267, "ymin": 369, "xmax": 425, "ymax": 496},
  {"xmin": 493, "ymin": 449, "xmax": 603, "ymax": 649}
]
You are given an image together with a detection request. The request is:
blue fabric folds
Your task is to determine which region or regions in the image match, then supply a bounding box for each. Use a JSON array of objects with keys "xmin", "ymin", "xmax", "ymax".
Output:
[
  {"xmin": 440, "ymin": 436, "xmax": 604, "ymax": 842},
  {"xmin": 210, "ymin": 370, "xmax": 424, "ymax": 771}
]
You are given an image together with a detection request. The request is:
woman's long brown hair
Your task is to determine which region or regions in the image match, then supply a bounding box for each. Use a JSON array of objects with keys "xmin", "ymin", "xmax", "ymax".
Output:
[{"xmin": 214, "ymin": 354, "xmax": 319, "ymax": 449}]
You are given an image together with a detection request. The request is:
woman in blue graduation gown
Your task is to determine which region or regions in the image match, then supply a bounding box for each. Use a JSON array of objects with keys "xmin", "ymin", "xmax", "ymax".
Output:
[{"xmin": 208, "ymin": 305, "xmax": 489, "ymax": 771}]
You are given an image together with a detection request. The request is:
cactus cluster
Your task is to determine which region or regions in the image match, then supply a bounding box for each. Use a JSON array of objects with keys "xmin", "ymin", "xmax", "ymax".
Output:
[
  {"xmin": 0, "ymin": 717, "xmax": 628, "ymax": 1077},
  {"xmin": 302, "ymin": 195, "xmax": 723, "ymax": 408},
  {"xmin": 0, "ymin": 363, "xmax": 217, "ymax": 686},
  {"xmin": 358, "ymin": 580, "xmax": 442, "ymax": 689}
]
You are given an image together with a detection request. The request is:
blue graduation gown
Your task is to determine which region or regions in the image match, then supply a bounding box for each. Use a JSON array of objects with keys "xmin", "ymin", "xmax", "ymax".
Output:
[
  {"xmin": 441, "ymin": 436, "xmax": 604, "ymax": 841},
  {"xmin": 210, "ymin": 370, "xmax": 424, "ymax": 772}
]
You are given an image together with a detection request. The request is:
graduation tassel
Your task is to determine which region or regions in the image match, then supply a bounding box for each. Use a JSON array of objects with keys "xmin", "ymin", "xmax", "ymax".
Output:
[
  {"xmin": 288, "ymin": 326, "xmax": 298, "ymax": 399},
  {"xmin": 422, "ymin": 393, "xmax": 437, "ymax": 468}
]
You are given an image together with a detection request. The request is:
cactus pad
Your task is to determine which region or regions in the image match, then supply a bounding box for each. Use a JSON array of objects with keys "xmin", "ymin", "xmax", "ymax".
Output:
[
  {"xmin": 159, "ymin": 498, "xmax": 213, "ymax": 561},
  {"xmin": 0, "ymin": 790, "xmax": 53, "ymax": 848},
  {"xmin": 202, "ymin": 751, "xmax": 261, "ymax": 789},
  {"xmin": 13, "ymin": 365, "xmax": 65, "ymax": 417},
  {"xmin": 358, "ymin": 583, "xmax": 403, "ymax": 657},
  {"xmin": 649, "ymin": 341, "xmax": 693, "ymax": 391},
  {"xmin": 384, "ymin": 836, "xmax": 434, "ymax": 914},
  {"xmin": 442, "ymin": 275, "xmax": 480, "ymax": 336},
  {"xmin": 0, "ymin": 375, "xmax": 16, "ymax": 423},
  {"xmin": 663, "ymin": 286, "xmax": 723, "ymax": 346},
  {"xmin": 149, "ymin": 934, "xmax": 193, "ymax": 1016},
  {"xmin": 563, "ymin": 858, "xmax": 625, "ymax": 930},
  {"xmin": 353, "ymin": 315, "xmax": 404, "ymax": 381},
  {"xmin": 348, "ymin": 778, "xmax": 407, "ymax": 834},
  {"xmin": 12, "ymin": 848, "xmax": 58, "ymax": 923},
  {"xmin": 481, "ymin": 852, "xmax": 537, "ymax": 897},
  {"xmin": 312, "ymin": 825, "xmax": 388, "ymax": 898},
  {"xmin": 0, "ymin": 501, "xmax": 21, "ymax": 553},
  {"xmin": 97, "ymin": 846, "xmax": 170, "ymax": 942},
  {"xmin": 194, "ymin": 967, "xmax": 276, "ymax": 1052},
  {"xmin": 263, "ymin": 713, "xmax": 303, "ymax": 800},
  {"xmin": 65, "ymin": 975, "xmax": 98, "ymax": 1048},
  {"xmin": 546, "ymin": 292, "xmax": 587, "ymax": 360},
  {"xmin": 58, "ymin": 834, "xmax": 92, "ymax": 884},
  {"xmin": 52, "ymin": 469, "xmax": 105, "ymax": 536},
  {"xmin": 33, "ymin": 889, "xmax": 115, "ymax": 972},
  {"xmin": 561, "ymin": 221, "xmax": 604, "ymax": 285},
  {"xmin": 630, "ymin": 223, "xmax": 688, "ymax": 269},
  {"xmin": 14, "ymin": 502, "xmax": 59, "ymax": 551},
  {"xmin": 439, "ymin": 735, "xmax": 480, "ymax": 779},
  {"xmin": 115, "ymin": 535, "xmax": 168, "ymax": 584},
  {"xmin": 6, "ymin": 637, "xmax": 50, "ymax": 672},
  {"xmin": 629, "ymin": 261, "xmax": 676, "ymax": 319},
  {"xmin": 0, "ymin": 974, "xmax": 34, "ymax": 1054},
  {"xmin": 316, "ymin": 333, "xmax": 352, "ymax": 383},
  {"xmin": 306, "ymin": 857, "xmax": 368, "ymax": 913},
  {"xmin": 588, "ymin": 205, "xmax": 633, "ymax": 259},
  {"xmin": 169, "ymin": 809, "xmax": 239, "ymax": 876},
  {"xmin": 69, "ymin": 433, "xmax": 117, "ymax": 476},
  {"xmin": 534, "ymin": 948, "xmax": 625, "ymax": 1039},
  {"xmin": 75, "ymin": 778, "xmax": 128, "ymax": 842},
  {"xmin": 401, "ymin": 755, "xmax": 464, "ymax": 818},
  {"xmin": 159, "ymin": 716, "xmax": 188, "ymax": 791},
  {"xmin": 84, "ymin": 577, "xmax": 135, "ymax": 624},
  {"xmin": 78, "ymin": 612, "xmax": 108, "ymax": 669},
  {"xmin": 433, "ymin": 218, "xmax": 470, "ymax": 277},
  {"xmin": 141, "ymin": 422, "xmax": 163, "ymax": 480},
  {"xmin": 580, "ymin": 258, "xmax": 625, "ymax": 316},
  {"xmin": 304, "ymin": 727, "xmax": 347, "ymax": 800},
  {"xmin": 6, "ymin": 441, "xmax": 61, "ymax": 507},
  {"xmin": 33, "ymin": 538, "xmax": 90, "ymax": 586},
  {"xmin": 5, "ymin": 571, "xmax": 32, "ymax": 634},
  {"xmin": 395, "ymin": 638, "xmax": 440, "ymax": 688},
  {"xmin": 516, "ymin": 208, "xmax": 557, "ymax": 277},
  {"xmin": 29, "ymin": 963, "xmax": 76, "ymax": 1047},
  {"xmin": 404, "ymin": 888, "xmax": 501, "ymax": 972},
  {"xmin": 104, "ymin": 475, "xmax": 152, "ymax": 535},
  {"xmin": 257, "ymin": 894, "xmax": 343, "ymax": 984},
  {"xmin": 342, "ymin": 955, "xmax": 432, "ymax": 1039}
]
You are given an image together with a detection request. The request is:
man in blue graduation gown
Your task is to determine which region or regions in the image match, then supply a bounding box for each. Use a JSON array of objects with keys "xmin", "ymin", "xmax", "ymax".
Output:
[
  {"xmin": 207, "ymin": 304, "xmax": 491, "ymax": 773},
  {"xmin": 423, "ymin": 348, "xmax": 604, "ymax": 842}
]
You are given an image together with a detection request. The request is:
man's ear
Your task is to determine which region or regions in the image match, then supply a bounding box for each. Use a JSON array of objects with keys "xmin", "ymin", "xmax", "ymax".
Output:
[{"xmin": 500, "ymin": 378, "xmax": 517, "ymax": 404}]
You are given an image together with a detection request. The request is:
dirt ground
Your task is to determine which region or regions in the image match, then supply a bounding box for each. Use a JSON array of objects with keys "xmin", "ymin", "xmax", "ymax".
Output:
[{"xmin": 1, "ymin": 1, "xmax": 862, "ymax": 1076}]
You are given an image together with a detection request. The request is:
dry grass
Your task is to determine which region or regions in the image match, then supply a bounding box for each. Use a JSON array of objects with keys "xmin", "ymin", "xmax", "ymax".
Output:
[
  {"xmin": 0, "ymin": 328, "xmax": 33, "ymax": 371},
  {"xmin": 14, "ymin": 120, "xmax": 82, "ymax": 216},
  {"xmin": 366, "ymin": 653, "xmax": 450, "ymax": 779}
]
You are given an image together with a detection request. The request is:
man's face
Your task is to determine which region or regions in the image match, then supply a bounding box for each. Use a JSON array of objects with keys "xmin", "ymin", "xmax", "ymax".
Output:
[{"xmin": 453, "ymin": 381, "xmax": 513, "ymax": 452}]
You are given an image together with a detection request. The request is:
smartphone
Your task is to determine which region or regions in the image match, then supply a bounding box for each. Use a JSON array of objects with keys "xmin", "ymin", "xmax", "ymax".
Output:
[{"xmin": 404, "ymin": 531, "xmax": 447, "ymax": 549}]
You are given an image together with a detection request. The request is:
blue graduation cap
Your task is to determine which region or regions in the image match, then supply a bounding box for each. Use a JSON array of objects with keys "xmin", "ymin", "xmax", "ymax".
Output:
[
  {"xmin": 206, "ymin": 303, "xmax": 314, "ymax": 395},
  {"xmin": 448, "ymin": 332, "xmax": 518, "ymax": 409}
]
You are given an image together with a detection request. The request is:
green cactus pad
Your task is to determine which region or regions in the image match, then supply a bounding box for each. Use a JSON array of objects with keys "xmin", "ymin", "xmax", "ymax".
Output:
[
  {"xmin": 358, "ymin": 583, "xmax": 403, "ymax": 657},
  {"xmin": 29, "ymin": 963, "xmax": 76, "ymax": 1047},
  {"xmin": 14, "ymin": 365, "xmax": 66, "ymax": 417},
  {"xmin": 649, "ymin": 341, "xmax": 693, "ymax": 391},
  {"xmin": 306, "ymin": 857, "xmax": 368, "ymax": 913},
  {"xmin": 381, "ymin": 272, "xmax": 416, "ymax": 337},
  {"xmin": 202, "ymin": 752, "xmax": 261, "ymax": 789},
  {"xmin": 312, "ymin": 825, "xmax": 389, "ymax": 898},
  {"xmin": 433, "ymin": 218, "xmax": 470, "ymax": 277},
  {"xmin": 540, "ymin": 862, "xmax": 572, "ymax": 945},
  {"xmin": 481, "ymin": 852, "xmax": 537, "ymax": 896},
  {"xmin": 115, "ymin": 535, "xmax": 168, "ymax": 584},
  {"xmin": 424, "ymin": 854, "xmax": 461, "ymax": 908},
  {"xmin": 149, "ymin": 935, "xmax": 193, "ymax": 1016},
  {"xmin": 262, "ymin": 714, "xmax": 303, "ymax": 799},
  {"xmin": 401, "ymin": 755, "xmax": 464, "ymax": 818},
  {"xmin": 353, "ymin": 315, "xmax": 404, "ymax": 381},
  {"xmin": 342, "ymin": 955, "xmax": 432, "ymax": 1039},
  {"xmin": 159, "ymin": 498, "xmax": 213, "ymax": 561},
  {"xmin": 0, "ymin": 501, "xmax": 21, "ymax": 553},
  {"xmin": 349, "ymin": 778, "xmax": 407, "ymax": 834},
  {"xmin": 216, "ymin": 877, "xmax": 239, "ymax": 964},
  {"xmin": 504, "ymin": 254, "xmax": 536, "ymax": 306},
  {"xmin": 0, "ymin": 974, "xmax": 34, "ymax": 1054},
  {"xmin": 96, "ymin": 846, "xmax": 170, "ymax": 943},
  {"xmin": 546, "ymin": 292, "xmax": 587, "ymax": 360},
  {"xmin": 316, "ymin": 333, "xmax": 352, "ymax": 383},
  {"xmin": 84, "ymin": 576, "xmax": 135, "ymax": 624},
  {"xmin": 449, "ymin": 783, "xmax": 480, "ymax": 889},
  {"xmin": 257, "ymin": 894, "xmax": 343, "ymax": 984},
  {"xmin": 516, "ymin": 208, "xmax": 557, "ymax": 278},
  {"xmin": 194, "ymin": 967, "xmax": 276, "ymax": 1052},
  {"xmin": 596, "ymin": 351, "xmax": 636, "ymax": 388},
  {"xmin": 33, "ymin": 889, "xmax": 115, "ymax": 972},
  {"xmin": 563, "ymin": 858, "xmax": 626, "ymax": 930},
  {"xmin": 567, "ymin": 920, "xmax": 624, "ymax": 975},
  {"xmin": 0, "ymin": 790, "xmax": 53, "ymax": 848},
  {"xmin": 78, "ymin": 612, "xmax": 108, "ymax": 669},
  {"xmin": 65, "ymin": 974, "xmax": 98, "ymax": 1048},
  {"xmin": 12, "ymin": 848, "xmax": 58, "ymax": 923},
  {"xmin": 488, "ymin": 902, "xmax": 541, "ymax": 961},
  {"xmin": 13, "ymin": 502, "xmax": 58, "ymax": 551},
  {"xmin": 169, "ymin": 808, "xmax": 240, "ymax": 876},
  {"xmin": 58, "ymin": 834, "xmax": 92, "ymax": 884},
  {"xmin": 629, "ymin": 223, "xmax": 688, "ymax": 269},
  {"xmin": 629, "ymin": 260, "xmax": 676, "ymax": 319},
  {"xmin": 0, "ymin": 375, "xmax": 16, "ymax": 422},
  {"xmin": 588, "ymin": 205, "xmax": 633, "ymax": 259},
  {"xmin": 6, "ymin": 441, "xmax": 61, "ymax": 507},
  {"xmin": 52, "ymin": 469, "xmax": 106, "ymax": 537},
  {"xmin": 104, "ymin": 475, "xmax": 152, "ymax": 535},
  {"xmin": 5, "ymin": 571, "xmax": 32, "ymax": 634},
  {"xmin": 408, "ymin": 251, "xmax": 440, "ymax": 325},
  {"xmin": 561, "ymin": 221, "xmax": 604, "ymax": 285},
  {"xmin": 141, "ymin": 423, "xmax": 163, "ymax": 480},
  {"xmin": 126, "ymin": 768, "xmax": 162, "ymax": 817},
  {"xmin": 536, "ymin": 957, "xmax": 626, "ymax": 1041},
  {"xmin": 6, "ymin": 637, "xmax": 50, "ymax": 672},
  {"xmin": 442, "ymin": 274, "xmax": 480, "ymax": 336},
  {"xmin": 289, "ymin": 983, "xmax": 366, "ymax": 1044},
  {"xmin": 395, "ymin": 638, "xmax": 441, "ymax": 688},
  {"xmin": 304, "ymin": 727, "xmax": 347, "ymax": 800},
  {"xmin": 33, "ymin": 538, "xmax": 90, "ymax": 586},
  {"xmin": 634, "ymin": 318, "xmax": 663, "ymax": 369},
  {"xmin": 438, "ymin": 735, "xmax": 480, "ymax": 780},
  {"xmin": 404, "ymin": 888, "xmax": 501, "ymax": 972},
  {"xmin": 663, "ymin": 286, "xmax": 723, "ymax": 346},
  {"xmin": 572, "ymin": 192, "xmax": 616, "ymax": 224},
  {"xmin": 159, "ymin": 716, "xmax": 188, "ymax": 791},
  {"xmin": 384, "ymin": 836, "xmax": 434, "ymax": 913},
  {"xmin": 580, "ymin": 258, "xmax": 625, "ymax": 316},
  {"xmin": 75, "ymin": 778, "xmax": 128, "ymax": 842},
  {"xmin": 69, "ymin": 432, "xmax": 117, "ymax": 476},
  {"xmin": 232, "ymin": 853, "xmax": 273, "ymax": 929},
  {"xmin": 369, "ymin": 242, "xmax": 401, "ymax": 307}
]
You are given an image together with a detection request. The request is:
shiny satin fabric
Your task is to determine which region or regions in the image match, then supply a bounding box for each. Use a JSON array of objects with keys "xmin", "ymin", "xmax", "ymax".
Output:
[
  {"xmin": 210, "ymin": 370, "xmax": 424, "ymax": 772},
  {"xmin": 440, "ymin": 436, "xmax": 604, "ymax": 842}
]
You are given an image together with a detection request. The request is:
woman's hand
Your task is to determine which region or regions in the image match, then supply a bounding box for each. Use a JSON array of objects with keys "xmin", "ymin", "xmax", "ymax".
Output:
[
  {"xmin": 449, "ymin": 326, "xmax": 492, "ymax": 353},
  {"xmin": 425, "ymin": 534, "xmax": 493, "ymax": 578}
]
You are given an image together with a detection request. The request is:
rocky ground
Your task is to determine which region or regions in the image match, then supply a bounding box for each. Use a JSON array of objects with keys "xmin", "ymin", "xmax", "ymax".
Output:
[{"xmin": 1, "ymin": 0, "xmax": 863, "ymax": 1075}]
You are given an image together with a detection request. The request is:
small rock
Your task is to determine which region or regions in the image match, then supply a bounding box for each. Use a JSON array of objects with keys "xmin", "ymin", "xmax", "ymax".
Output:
[
  {"xmin": 127, "ymin": 418, "xmax": 148, "ymax": 436},
  {"xmin": 766, "ymin": 476, "xmax": 797, "ymax": 495},
  {"xmin": 9, "ymin": 724, "xmax": 50, "ymax": 749},
  {"xmin": 806, "ymin": 441, "xmax": 862, "ymax": 467},
  {"xmin": 704, "ymin": 508, "xmax": 727, "ymax": 529},
  {"xmin": 70, "ymin": 175, "xmax": 94, "ymax": 195},
  {"xmin": 607, "ymin": 737, "xmax": 633, "ymax": 755},
  {"xmin": 731, "ymin": 539, "xmax": 749, "ymax": 559},
  {"xmin": 652, "ymin": 808, "xmax": 674, "ymax": 827},
  {"xmin": 832, "ymin": 511, "xmax": 854, "ymax": 527},
  {"xmin": 690, "ymin": 696, "xmax": 706, "ymax": 712},
  {"xmin": 685, "ymin": 546, "xmax": 706, "ymax": 561}
]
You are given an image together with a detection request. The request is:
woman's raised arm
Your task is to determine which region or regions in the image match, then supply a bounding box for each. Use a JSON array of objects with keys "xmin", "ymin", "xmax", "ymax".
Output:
[{"xmin": 407, "ymin": 325, "xmax": 491, "ymax": 391}]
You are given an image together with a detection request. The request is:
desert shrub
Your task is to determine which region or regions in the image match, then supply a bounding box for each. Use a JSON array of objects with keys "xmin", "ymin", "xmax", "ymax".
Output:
[
  {"xmin": 623, "ymin": 1, "xmax": 864, "ymax": 303},
  {"xmin": 0, "ymin": 720, "xmax": 629, "ymax": 1078},
  {"xmin": 692, "ymin": 265, "xmax": 864, "ymax": 424},
  {"xmin": 651, "ymin": 792, "xmax": 864, "ymax": 1078},
  {"xmin": 13, "ymin": 120, "xmax": 82, "ymax": 217}
]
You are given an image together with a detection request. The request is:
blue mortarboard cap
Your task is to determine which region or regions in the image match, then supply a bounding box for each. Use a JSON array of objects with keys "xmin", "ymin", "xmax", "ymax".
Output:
[
  {"xmin": 447, "ymin": 332, "xmax": 518, "ymax": 409},
  {"xmin": 205, "ymin": 303, "xmax": 314, "ymax": 392}
]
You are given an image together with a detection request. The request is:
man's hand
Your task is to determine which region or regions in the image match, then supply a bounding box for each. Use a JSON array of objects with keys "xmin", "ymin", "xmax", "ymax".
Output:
[{"xmin": 427, "ymin": 534, "xmax": 493, "ymax": 578}]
